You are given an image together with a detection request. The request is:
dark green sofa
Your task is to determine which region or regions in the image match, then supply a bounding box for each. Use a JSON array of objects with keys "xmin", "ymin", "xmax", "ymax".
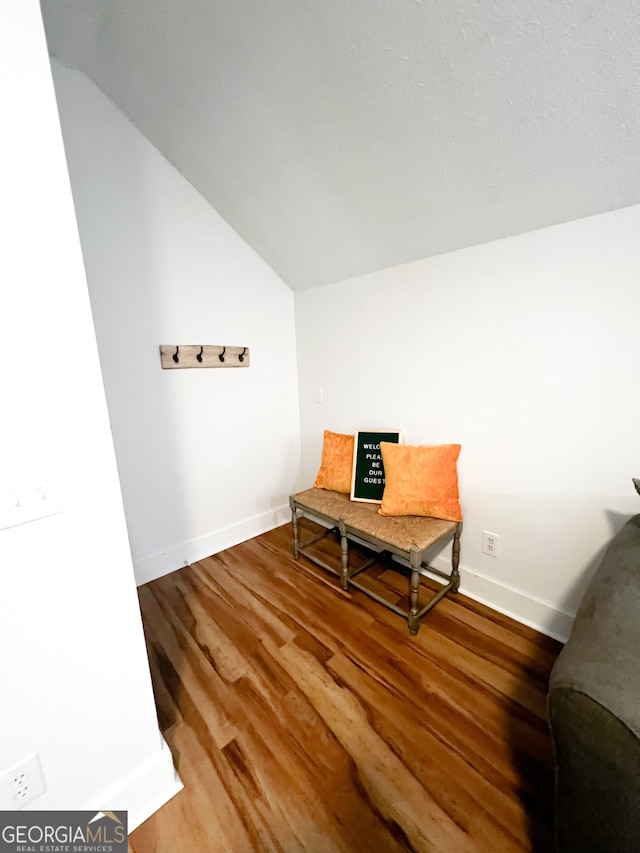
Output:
[{"xmin": 548, "ymin": 514, "xmax": 640, "ymax": 852}]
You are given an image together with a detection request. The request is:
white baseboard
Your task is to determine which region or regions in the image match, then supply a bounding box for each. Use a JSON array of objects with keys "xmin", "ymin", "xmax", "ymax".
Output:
[
  {"xmin": 431, "ymin": 554, "xmax": 573, "ymax": 643},
  {"xmin": 92, "ymin": 735, "xmax": 183, "ymax": 833},
  {"xmin": 134, "ymin": 505, "xmax": 291, "ymax": 586},
  {"xmin": 292, "ymin": 514, "xmax": 574, "ymax": 641},
  {"xmin": 135, "ymin": 510, "xmax": 574, "ymax": 641}
]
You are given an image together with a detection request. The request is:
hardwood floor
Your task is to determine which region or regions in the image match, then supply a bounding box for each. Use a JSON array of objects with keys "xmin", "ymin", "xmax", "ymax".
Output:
[{"xmin": 129, "ymin": 519, "xmax": 562, "ymax": 853}]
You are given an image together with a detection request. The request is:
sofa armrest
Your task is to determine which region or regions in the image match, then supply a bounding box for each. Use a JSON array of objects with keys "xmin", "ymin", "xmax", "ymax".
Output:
[
  {"xmin": 548, "ymin": 514, "xmax": 640, "ymax": 852},
  {"xmin": 549, "ymin": 687, "xmax": 640, "ymax": 852}
]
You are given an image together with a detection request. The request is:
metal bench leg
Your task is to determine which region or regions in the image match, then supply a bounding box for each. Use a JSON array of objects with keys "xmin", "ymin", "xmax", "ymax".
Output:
[
  {"xmin": 289, "ymin": 495, "xmax": 299, "ymax": 559},
  {"xmin": 338, "ymin": 518, "xmax": 349, "ymax": 590},
  {"xmin": 408, "ymin": 547, "xmax": 422, "ymax": 635}
]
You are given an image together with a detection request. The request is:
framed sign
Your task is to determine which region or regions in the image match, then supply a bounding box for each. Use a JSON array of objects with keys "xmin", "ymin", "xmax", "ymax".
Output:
[{"xmin": 350, "ymin": 429, "xmax": 403, "ymax": 503}]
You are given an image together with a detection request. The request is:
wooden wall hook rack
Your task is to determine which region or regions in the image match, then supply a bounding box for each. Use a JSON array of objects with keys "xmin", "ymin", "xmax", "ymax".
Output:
[{"xmin": 159, "ymin": 345, "xmax": 250, "ymax": 369}]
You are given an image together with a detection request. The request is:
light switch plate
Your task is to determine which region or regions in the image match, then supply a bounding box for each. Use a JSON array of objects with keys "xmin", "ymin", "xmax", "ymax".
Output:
[{"xmin": 0, "ymin": 479, "xmax": 65, "ymax": 531}]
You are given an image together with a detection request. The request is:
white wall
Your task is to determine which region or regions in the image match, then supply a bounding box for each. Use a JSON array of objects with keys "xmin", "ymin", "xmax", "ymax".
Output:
[
  {"xmin": 49, "ymin": 62, "xmax": 301, "ymax": 585},
  {"xmin": 0, "ymin": 0, "xmax": 180, "ymax": 826},
  {"xmin": 42, "ymin": 26, "xmax": 639, "ymax": 646},
  {"xmin": 295, "ymin": 205, "xmax": 640, "ymax": 640}
]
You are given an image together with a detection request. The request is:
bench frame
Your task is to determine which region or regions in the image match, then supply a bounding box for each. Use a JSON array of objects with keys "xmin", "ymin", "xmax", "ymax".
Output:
[{"xmin": 289, "ymin": 493, "xmax": 462, "ymax": 634}]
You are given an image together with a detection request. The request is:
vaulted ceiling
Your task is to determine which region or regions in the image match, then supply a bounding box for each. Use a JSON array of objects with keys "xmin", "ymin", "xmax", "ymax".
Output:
[{"xmin": 40, "ymin": 0, "xmax": 640, "ymax": 290}]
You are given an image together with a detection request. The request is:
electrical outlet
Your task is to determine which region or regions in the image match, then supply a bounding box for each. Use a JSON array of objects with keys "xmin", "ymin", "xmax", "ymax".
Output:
[
  {"xmin": 0, "ymin": 753, "xmax": 46, "ymax": 809},
  {"xmin": 482, "ymin": 530, "xmax": 500, "ymax": 558}
]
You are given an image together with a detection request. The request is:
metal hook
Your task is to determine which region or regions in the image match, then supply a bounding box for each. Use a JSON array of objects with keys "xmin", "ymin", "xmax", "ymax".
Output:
[
  {"xmin": 238, "ymin": 347, "xmax": 247, "ymax": 363},
  {"xmin": 219, "ymin": 346, "xmax": 226, "ymax": 363},
  {"xmin": 196, "ymin": 346, "xmax": 204, "ymax": 363},
  {"xmin": 172, "ymin": 346, "xmax": 179, "ymax": 363}
]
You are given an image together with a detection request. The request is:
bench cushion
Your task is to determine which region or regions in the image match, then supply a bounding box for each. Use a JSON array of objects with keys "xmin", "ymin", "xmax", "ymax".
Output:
[{"xmin": 294, "ymin": 488, "xmax": 457, "ymax": 553}]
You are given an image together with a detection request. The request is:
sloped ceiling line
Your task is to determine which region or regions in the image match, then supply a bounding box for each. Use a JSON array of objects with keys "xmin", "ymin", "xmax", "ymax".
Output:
[{"xmin": 41, "ymin": 0, "xmax": 640, "ymax": 290}]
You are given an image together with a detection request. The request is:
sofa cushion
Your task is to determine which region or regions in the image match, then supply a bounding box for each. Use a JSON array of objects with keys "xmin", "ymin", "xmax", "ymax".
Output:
[{"xmin": 549, "ymin": 514, "xmax": 640, "ymax": 740}]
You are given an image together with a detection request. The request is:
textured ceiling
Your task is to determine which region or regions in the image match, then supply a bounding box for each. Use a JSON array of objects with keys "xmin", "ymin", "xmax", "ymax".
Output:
[{"xmin": 40, "ymin": 0, "xmax": 640, "ymax": 290}]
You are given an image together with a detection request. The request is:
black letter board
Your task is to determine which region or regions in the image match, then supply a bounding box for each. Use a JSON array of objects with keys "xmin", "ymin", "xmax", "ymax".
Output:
[{"xmin": 350, "ymin": 430, "xmax": 403, "ymax": 503}]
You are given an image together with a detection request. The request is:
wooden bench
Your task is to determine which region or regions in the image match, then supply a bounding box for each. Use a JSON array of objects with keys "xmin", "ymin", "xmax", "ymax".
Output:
[{"xmin": 289, "ymin": 488, "xmax": 462, "ymax": 634}]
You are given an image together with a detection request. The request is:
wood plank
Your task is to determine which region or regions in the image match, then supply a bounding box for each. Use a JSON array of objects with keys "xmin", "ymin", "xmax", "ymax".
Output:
[
  {"xmin": 326, "ymin": 649, "xmax": 527, "ymax": 853},
  {"xmin": 138, "ymin": 585, "xmax": 238, "ymax": 750},
  {"xmin": 130, "ymin": 519, "xmax": 561, "ymax": 852}
]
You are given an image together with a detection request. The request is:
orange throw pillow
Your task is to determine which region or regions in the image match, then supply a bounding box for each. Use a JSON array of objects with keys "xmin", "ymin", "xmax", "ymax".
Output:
[
  {"xmin": 378, "ymin": 442, "xmax": 462, "ymax": 521},
  {"xmin": 313, "ymin": 430, "xmax": 355, "ymax": 493}
]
